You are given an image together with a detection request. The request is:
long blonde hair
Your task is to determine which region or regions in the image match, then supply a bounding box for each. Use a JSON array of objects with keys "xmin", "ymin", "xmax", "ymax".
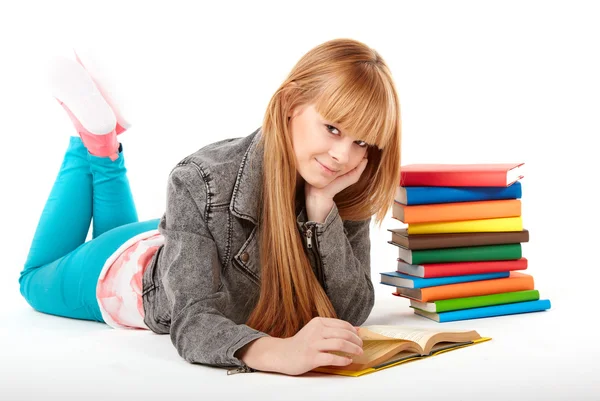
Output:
[{"xmin": 246, "ymin": 38, "xmax": 402, "ymax": 338}]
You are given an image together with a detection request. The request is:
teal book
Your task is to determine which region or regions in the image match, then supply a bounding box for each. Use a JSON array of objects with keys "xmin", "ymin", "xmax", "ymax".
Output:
[
  {"xmin": 398, "ymin": 243, "xmax": 522, "ymax": 265},
  {"xmin": 413, "ymin": 299, "xmax": 551, "ymax": 322},
  {"xmin": 380, "ymin": 271, "xmax": 510, "ymax": 289},
  {"xmin": 409, "ymin": 290, "xmax": 540, "ymax": 313}
]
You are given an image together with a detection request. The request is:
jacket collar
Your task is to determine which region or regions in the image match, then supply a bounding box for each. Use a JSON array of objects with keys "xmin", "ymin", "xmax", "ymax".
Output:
[{"xmin": 230, "ymin": 128, "xmax": 264, "ymax": 225}]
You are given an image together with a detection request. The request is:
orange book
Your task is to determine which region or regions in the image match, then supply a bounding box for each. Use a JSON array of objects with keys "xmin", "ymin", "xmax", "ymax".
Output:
[
  {"xmin": 393, "ymin": 272, "xmax": 534, "ymax": 302},
  {"xmin": 393, "ymin": 199, "xmax": 521, "ymax": 224}
]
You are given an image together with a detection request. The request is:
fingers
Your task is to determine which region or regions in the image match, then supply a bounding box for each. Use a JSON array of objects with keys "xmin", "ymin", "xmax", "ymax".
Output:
[
  {"xmin": 354, "ymin": 158, "xmax": 368, "ymax": 176},
  {"xmin": 311, "ymin": 318, "xmax": 364, "ymax": 357},
  {"xmin": 352, "ymin": 158, "xmax": 368, "ymax": 171},
  {"xmin": 314, "ymin": 352, "xmax": 353, "ymax": 367},
  {"xmin": 310, "ymin": 317, "xmax": 363, "ymax": 346},
  {"xmin": 313, "ymin": 317, "xmax": 358, "ymax": 333},
  {"xmin": 305, "ymin": 158, "xmax": 369, "ymax": 200},
  {"xmin": 315, "ymin": 338, "xmax": 364, "ymax": 357},
  {"xmin": 321, "ymin": 327, "xmax": 363, "ymax": 348},
  {"xmin": 300, "ymin": 318, "xmax": 365, "ymax": 370},
  {"xmin": 340, "ymin": 158, "xmax": 368, "ymax": 186}
]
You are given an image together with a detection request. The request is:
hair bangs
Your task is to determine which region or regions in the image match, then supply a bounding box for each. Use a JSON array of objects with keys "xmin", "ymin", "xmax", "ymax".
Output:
[{"xmin": 312, "ymin": 63, "xmax": 398, "ymax": 150}]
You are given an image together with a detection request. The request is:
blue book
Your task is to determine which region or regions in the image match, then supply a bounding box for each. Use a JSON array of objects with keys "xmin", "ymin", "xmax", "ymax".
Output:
[
  {"xmin": 396, "ymin": 181, "xmax": 522, "ymax": 205},
  {"xmin": 413, "ymin": 299, "xmax": 552, "ymax": 322},
  {"xmin": 380, "ymin": 271, "xmax": 510, "ymax": 289}
]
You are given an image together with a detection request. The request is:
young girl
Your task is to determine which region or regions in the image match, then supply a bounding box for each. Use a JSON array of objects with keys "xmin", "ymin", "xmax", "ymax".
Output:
[{"xmin": 19, "ymin": 38, "xmax": 401, "ymax": 376}]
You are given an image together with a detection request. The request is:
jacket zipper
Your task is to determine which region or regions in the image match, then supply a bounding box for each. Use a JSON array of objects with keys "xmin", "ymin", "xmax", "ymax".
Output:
[
  {"xmin": 304, "ymin": 223, "xmax": 326, "ymax": 290},
  {"xmin": 227, "ymin": 364, "xmax": 256, "ymax": 375}
]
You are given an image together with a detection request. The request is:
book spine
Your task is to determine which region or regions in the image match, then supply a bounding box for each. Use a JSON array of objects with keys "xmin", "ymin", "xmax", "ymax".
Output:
[
  {"xmin": 433, "ymin": 290, "xmax": 540, "ymax": 312},
  {"xmin": 418, "ymin": 273, "xmax": 535, "ymax": 301},
  {"xmin": 401, "ymin": 258, "xmax": 528, "ymax": 278},
  {"xmin": 403, "ymin": 182, "xmax": 522, "ymax": 205},
  {"xmin": 400, "ymin": 170, "xmax": 509, "ymax": 187},
  {"xmin": 395, "ymin": 199, "xmax": 521, "ymax": 224},
  {"xmin": 396, "ymin": 230, "xmax": 529, "ymax": 250},
  {"xmin": 409, "ymin": 244, "xmax": 522, "ymax": 265},
  {"xmin": 435, "ymin": 299, "xmax": 552, "ymax": 322},
  {"xmin": 407, "ymin": 217, "xmax": 523, "ymax": 235},
  {"xmin": 398, "ymin": 271, "xmax": 510, "ymax": 289}
]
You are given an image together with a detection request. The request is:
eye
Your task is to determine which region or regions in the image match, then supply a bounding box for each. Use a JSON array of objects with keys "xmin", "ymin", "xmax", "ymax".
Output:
[
  {"xmin": 354, "ymin": 140, "xmax": 368, "ymax": 148},
  {"xmin": 325, "ymin": 124, "xmax": 341, "ymax": 135}
]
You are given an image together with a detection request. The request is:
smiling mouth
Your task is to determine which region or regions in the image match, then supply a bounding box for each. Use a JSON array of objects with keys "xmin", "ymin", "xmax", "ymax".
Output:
[{"xmin": 316, "ymin": 159, "xmax": 340, "ymax": 173}]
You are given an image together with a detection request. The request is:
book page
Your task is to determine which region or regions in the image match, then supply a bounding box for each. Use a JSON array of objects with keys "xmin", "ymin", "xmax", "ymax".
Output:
[
  {"xmin": 360, "ymin": 325, "xmax": 473, "ymax": 350},
  {"xmin": 334, "ymin": 340, "xmax": 420, "ymax": 370},
  {"xmin": 350, "ymin": 341, "xmax": 411, "ymax": 365}
]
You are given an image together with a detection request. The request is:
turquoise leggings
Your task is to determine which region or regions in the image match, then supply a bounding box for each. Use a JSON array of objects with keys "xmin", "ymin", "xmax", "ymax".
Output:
[{"xmin": 19, "ymin": 137, "xmax": 160, "ymax": 323}]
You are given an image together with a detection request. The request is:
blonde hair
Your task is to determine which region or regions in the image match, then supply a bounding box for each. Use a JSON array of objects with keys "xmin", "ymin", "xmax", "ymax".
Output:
[{"xmin": 246, "ymin": 38, "xmax": 402, "ymax": 338}]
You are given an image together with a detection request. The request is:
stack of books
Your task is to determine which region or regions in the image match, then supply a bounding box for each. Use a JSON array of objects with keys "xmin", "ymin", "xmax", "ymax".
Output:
[{"xmin": 380, "ymin": 163, "xmax": 551, "ymax": 322}]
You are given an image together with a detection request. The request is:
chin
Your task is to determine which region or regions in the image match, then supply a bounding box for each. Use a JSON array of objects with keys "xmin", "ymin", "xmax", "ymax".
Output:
[
  {"xmin": 304, "ymin": 175, "xmax": 331, "ymax": 189},
  {"xmin": 298, "ymin": 163, "xmax": 335, "ymax": 188}
]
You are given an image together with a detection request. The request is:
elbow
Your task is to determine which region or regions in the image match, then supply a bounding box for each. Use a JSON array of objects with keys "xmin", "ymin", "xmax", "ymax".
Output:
[
  {"xmin": 170, "ymin": 325, "xmax": 201, "ymax": 365},
  {"xmin": 355, "ymin": 278, "xmax": 375, "ymax": 326},
  {"xmin": 340, "ymin": 275, "xmax": 375, "ymax": 326},
  {"xmin": 169, "ymin": 315, "xmax": 217, "ymax": 366},
  {"xmin": 170, "ymin": 327, "xmax": 224, "ymax": 367}
]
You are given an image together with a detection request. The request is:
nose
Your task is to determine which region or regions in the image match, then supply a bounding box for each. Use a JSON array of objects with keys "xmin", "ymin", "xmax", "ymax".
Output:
[{"xmin": 328, "ymin": 138, "xmax": 353, "ymax": 166}]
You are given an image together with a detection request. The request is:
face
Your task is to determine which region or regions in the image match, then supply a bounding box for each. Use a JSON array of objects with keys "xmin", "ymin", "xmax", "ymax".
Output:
[{"xmin": 289, "ymin": 104, "xmax": 369, "ymax": 189}]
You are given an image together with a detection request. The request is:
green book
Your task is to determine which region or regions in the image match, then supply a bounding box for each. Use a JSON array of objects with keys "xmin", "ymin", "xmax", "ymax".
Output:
[
  {"xmin": 397, "ymin": 243, "xmax": 522, "ymax": 265},
  {"xmin": 409, "ymin": 290, "xmax": 540, "ymax": 313}
]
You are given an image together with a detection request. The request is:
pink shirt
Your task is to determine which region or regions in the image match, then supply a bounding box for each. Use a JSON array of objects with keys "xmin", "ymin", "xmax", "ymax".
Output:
[{"xmin": 96, "ymin": 230, "xmax": 164, "ymax": 329}]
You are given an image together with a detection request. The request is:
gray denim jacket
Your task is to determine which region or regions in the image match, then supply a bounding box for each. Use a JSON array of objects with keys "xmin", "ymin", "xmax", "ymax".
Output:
[{"xmin": 142, "ymin": 128, "xmax": 375, "ymax": 369}]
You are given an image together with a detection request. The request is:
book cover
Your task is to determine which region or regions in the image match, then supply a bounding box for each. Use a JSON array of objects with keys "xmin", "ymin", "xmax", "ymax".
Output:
[
  {"xmin": 396, "ymin": 243, "xmax": 522, "ymax": 265},
  {"xmin": 313, "ymin": 338, "xmax": 492, "ymax": 377},
  {"xmin": 395, "ymin": 181, "xmax": 522, "ymax": 205},
  {"xmin": 380, "ymin": 271, "xmax": 510, "ymax": 289},
  {"xmin": 400, "ymin": 163, "xmax": 524, "ymax": 187},
  {"xmin": 394, "ymin": 272, "xmax": 534, "ymax": 302},
  {"xmin": 311, "ymin": 325, "xmax": 491, "ymax": 377},
  {"xmin": 393, "ymin": 199, "xmax": 521, "ymax": 224},
  {"xmin": 413, "ymin": 299, "xmax": 551, "ymax": 322},
  {"xmin": 396, "ymin": 258, "xmax": 528, "ymax": 278},
  {"xmin": 388, "ymin": 229, "xmax": 529, "ymax": 250},
  {"xmin": 410, "ymin": 290, "xmax": 540, "ymax": 313},
  {"xmin": 407, "ymin": 216, "xmax": 523, "ymax": 235}
]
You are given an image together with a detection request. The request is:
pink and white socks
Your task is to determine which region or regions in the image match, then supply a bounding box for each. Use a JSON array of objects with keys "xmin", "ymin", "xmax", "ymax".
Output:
[
  {"xmin": 72, "ymin": 49, "xmax": 131, "ymax": 135},
  {"xmin": 48, "ymin": 51, "xmax": 128, "ymax": 161}
]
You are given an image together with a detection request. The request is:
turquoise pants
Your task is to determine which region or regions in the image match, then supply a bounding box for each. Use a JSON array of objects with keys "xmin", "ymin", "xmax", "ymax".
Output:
[{"xmin": 19, "ymin": 137, "xmax": 160, "ymax": 323}]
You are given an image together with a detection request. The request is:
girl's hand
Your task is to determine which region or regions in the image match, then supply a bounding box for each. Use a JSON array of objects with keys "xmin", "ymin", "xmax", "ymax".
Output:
[
  {"xmin": 273, "ymin": 317, "xmax": 363, "ymax": 376},
  {"xmin": 305, "ymin": 158, "xmax": 368, "ymax": 223}
]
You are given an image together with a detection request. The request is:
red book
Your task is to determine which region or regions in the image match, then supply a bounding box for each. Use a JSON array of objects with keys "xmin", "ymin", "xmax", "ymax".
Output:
[
  {"xmin": 400, "ymin": 163, "xmax": 524, "ymax": 187},
  {"xmin": 397, "ymin": 258, "xmax": 528, "ymax": 278}
]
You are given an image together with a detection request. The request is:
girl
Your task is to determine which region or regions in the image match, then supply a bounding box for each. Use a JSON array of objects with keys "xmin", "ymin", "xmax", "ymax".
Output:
[{"xmin": 19, "ymin": 38, "xmax": 401, "ymax": 376}]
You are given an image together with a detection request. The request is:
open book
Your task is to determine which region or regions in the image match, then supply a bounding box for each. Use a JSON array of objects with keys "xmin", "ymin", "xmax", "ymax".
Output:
[{"xmin": 313, "ymin": 325, "xmax": 491, "ymax": 377}]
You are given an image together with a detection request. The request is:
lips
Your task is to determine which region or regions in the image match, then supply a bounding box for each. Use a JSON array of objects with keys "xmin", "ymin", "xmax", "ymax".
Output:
[{"xmin": 316, "ymin": 159, "xmax": 340, "ymax": 173}]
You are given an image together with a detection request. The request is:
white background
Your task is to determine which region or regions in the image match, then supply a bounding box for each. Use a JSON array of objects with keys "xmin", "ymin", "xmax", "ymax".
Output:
[{"xmin": 0, "ymin": 1, "xmax": 598, "ymax": 400}]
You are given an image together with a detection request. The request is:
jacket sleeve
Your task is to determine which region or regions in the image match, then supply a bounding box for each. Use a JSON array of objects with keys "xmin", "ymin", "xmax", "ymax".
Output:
[
  {"xmin": 158, "ymin": 164, "xmax": 269, "ymax": 368},
  {"xmin": 296, "ymin": 204, "xmax": 375, "ymax": 326}
]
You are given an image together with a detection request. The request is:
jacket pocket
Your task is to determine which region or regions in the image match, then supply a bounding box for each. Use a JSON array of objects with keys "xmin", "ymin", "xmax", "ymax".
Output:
[{"xmin": 232, "ymin": 226, "xmax": 260, "ymax": 285}]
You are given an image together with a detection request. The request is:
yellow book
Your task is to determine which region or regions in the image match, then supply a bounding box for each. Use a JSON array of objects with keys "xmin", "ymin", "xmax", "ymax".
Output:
[
  {"xmin": 312, "ymin": 325, "xmax": 491, "ymax": 377},
  {"xmin": 408, "ymin": 216, "xmax": 522, "ymax": 235}
]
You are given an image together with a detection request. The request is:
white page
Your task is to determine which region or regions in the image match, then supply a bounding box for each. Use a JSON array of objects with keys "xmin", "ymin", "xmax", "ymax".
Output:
[{"xmin": 362, "ymin": 325, "xmax": 473, "ymax": 349}]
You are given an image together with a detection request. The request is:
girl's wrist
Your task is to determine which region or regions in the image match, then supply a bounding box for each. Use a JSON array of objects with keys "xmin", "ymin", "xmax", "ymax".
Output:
[
  {"xmin": 306, "ymin": 195, "xmax": 334, "ymax": 223},
  {"xmin": 236, "ymin": 336, "xmax": 286, "ymax": 372}
]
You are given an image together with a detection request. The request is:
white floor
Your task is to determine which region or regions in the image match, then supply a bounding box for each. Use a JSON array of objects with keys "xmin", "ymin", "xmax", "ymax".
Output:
[
  {"xmin": 2, "ymin": 276, "xmax": 598, "ymax": 401},
  {"xmin": 2, "ymin": 3, "xmax": 599, "ymax": 398}
]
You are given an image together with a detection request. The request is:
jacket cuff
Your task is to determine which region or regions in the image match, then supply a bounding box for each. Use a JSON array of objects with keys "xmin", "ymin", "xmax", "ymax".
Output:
[
  {"xmin": 295, "ymin": 203, "xmax": 338, "ymax": 232},
  {"xmin": 226, "ymin": 326, "xmax": 271, "ymax": 367}
]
